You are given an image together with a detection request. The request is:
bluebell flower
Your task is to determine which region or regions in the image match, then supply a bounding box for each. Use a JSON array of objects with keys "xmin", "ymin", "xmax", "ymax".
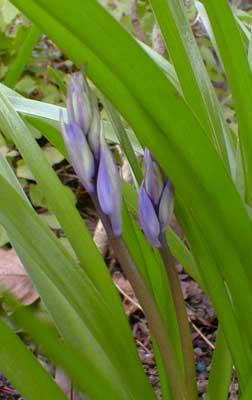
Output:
[
  {"xmin": 61, "ymin": 71, "xmax": 122, "ymax": 236},
  {"xmin": 139, "ymin": 149, "xmax": 174, "ymax": 247}
]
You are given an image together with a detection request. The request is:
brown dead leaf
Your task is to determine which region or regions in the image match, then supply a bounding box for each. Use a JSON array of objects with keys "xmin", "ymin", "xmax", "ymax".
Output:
[
  {"xmin": 182, "ymin": 280, "xmax": 216, "ymax": 326},
  {"xmin": 93, "ymin": 220, "xmax": 108, "ymax": 256},
  {"xmin": 0, "ymin": 248, "xmax": 39, "ymax": 305},
  {"xmin": 113, "ymin": 271, "xmax": 140, "ymax": 316}
]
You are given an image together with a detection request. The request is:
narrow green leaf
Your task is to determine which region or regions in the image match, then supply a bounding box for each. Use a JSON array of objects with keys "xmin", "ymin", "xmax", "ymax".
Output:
[
  {"xmin": 234, "ymin": 12, "xmax": 251, "ymax": 47},
  {"xmin": 4, "ymin": 25, "xmax": 41, "ymax": 88},
  {"xmin": 204, "ymin": 0, "xmax": 252, "ymax": 202},
  {"xmin": 1, "ymin": 87, "xmax": 66, "ymax": 120},
  {"xmin": 248, "ymin": 29, "xmax": 252, "ymax": 72},
  {"xmin": 101, "ymin": 96, "xmax": 143, "ymax": 186},
  {"xmin": 166, "ymin": 228, "xmax": 203, "ymax": 287},
  {"xmin": 195, "ymin": 1, "xmax": 223, "ymax": 68},
  {"xmin": 176, "ymin": 200, "xmax": 252, "ymax": 390},
  {"xmin": 0, "ymin": 317, "xmax": 67, "ymax": 400},
  {"xmin": 206, "ymin": 328, "xmax": 232, "ymax": 400},
  {"xmin": 47, "ymin": 65, "xmax": 67, "ymax": 95},
  {"xmin": 25, "ymin": 117, "xmax": 68, "ymax": 159},
  {"xmin": 138, "ymin": 40, "xmax": 182, "ymax": 93},
  {"xmin": 149, "ymin": 0, "xmax": 234, "ymax": 174},
  {"xmin": 241, "ymin": 379, "xmax": 252, "ymax": 400},
  {"xmin": 0, "ymin": 153, "xmax": 26, "ymax": 198}
]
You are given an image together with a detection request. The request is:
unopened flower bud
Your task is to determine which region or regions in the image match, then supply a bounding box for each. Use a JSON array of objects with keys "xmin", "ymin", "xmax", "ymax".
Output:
[
  {"xmin": 139, "ymin": 186, "xmax": 161, "ymax": 247},
  {"xmin": 139, "ymin": 149, "xmax": 174, "ymax": 247},
  {"xmin": 97, "ymin": 136, "xmax": 122, "ymax": 236},
  {"xmin": 88, "ymin": 95, "xmax": 101, "ymax": 160},
  {"xmin": 61, "ymin": 70, "xmax": 123, "ymax": 237},
  {"xmin": 60, "ymin": 120, "xmax": 95, "ymax": 193},
  {"xmin": 158, "ymin": 179, "xmax": 174, "ymax": 232},
  {"xmin": 144, "ymin": 149, "xmax": 163, "ymax": 206},
  {"xmin": 67, "ymin": 71, "xmax": 92, "ymax": 134}
]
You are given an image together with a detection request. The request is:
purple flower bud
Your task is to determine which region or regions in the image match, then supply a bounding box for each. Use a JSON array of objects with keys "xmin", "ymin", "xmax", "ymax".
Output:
[
  {"xmin": 139, "ymin": 187, "xmax": 161, "ymax": 247},
  {"xmin": 67, "ymin": 71, "xmax": 92, "ymax": 135},
  {"xmin": 88, "ymin": 96, "xmax": 101, "ymax": 161},
  {"xmin": 97, "ymin": 136, "xmax": 122, "ymax": 236},
  {"xmin": 158, "ymin": 179, "xmax": 174, "ymax": 232},
  {"xmin": 60, "ymin": 119, "xmax": 95, "ymax": 193},
  {"xmin": 139, "ymin": 149, "xmax": 174, "ymax": 247},
  {"xmin": 62, "ymin": 70, "xmax": 123, "ymax": 236},
  {"xmin": 144, "ymin": 149, "xmax": 163, "ymax": 206}
]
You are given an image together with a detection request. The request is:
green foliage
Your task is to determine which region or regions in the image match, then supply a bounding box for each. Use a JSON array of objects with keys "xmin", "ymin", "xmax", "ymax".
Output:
[{"xmin": 0, "ymin": 0, "xmax": 252, "ymax": 399}]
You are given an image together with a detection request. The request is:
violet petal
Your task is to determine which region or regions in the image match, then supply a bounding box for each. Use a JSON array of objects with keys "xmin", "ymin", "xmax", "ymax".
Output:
[
  {"xmin": 87, "ymin": 95, "xmax": 101, "ymax": 160},
  {"xmin": 61, "ymin": 117, "xmax": 95, "ymax": 193},
  {"xmin": 158, "ymin": 179, "xmax": 174, "ymax": 232},
  {"xmin": 67, "ymin": 72, "xmax": 92, "ymax": 135},
  {"xmin": 97, "ymin": 136, "xmax": 122, "ymax": 236},
  {"xmin": 144, "ymin": 149, "xmax": 163, "ymax": 206},
  {"xmin": 139, "ymin": 187, "xmax": 161, "ymax": 247}
]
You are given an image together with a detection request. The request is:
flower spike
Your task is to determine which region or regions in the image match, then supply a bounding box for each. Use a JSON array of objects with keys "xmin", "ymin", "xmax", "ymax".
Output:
[
  {"xmin": 61, "ymin": 69, "xmax": 123, "ymax": 236},
  {"xmin": 139, "ymin": 149, "xmax": 174, "ymax": 247}
]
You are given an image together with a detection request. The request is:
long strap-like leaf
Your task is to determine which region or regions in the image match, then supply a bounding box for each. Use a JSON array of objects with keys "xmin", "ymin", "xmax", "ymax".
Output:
[{"xmin": 0, "ymin": 317, "xmax": 67, "ymax": 400}]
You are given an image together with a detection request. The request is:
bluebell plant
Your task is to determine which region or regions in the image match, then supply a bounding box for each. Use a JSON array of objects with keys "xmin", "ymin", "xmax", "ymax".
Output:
[
  {"xmin": 139, "ymin": 149, "xmax": 197, "ymax": 399},
  {"xmin": 61, "ymin": 70, "xmax": 194, "ymax": 400}
]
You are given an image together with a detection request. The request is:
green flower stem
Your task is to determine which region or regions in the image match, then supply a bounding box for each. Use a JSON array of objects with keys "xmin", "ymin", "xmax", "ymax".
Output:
[
  {"xmin": 91, "ymin": 195, "xmax": 188, "ymax": 400},
  {"xmin": 159, "ymin": 233, "xmax": 197, "ymax": 400}
]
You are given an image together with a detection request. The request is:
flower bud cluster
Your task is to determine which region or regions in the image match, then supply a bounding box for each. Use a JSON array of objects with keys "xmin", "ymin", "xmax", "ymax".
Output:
[
  {"xmin": 139, "ymin": 149, "xmax": 174, "ymax": 247},
  {"xmin": 61, "ymin": 71, "xmax": 122, "ymax": 236}
]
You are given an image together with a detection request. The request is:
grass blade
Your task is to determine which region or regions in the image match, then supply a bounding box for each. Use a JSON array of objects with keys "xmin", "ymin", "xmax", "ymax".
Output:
[
  {"xmin": 204, "ymin": 0, "xmax": 252, "ymax": 202},
  {"xmin": 149, "ymin": 0, "xmax": 234, "ymax": 173},
  {"xmin": 4, "ymin": 25, "xmax": 41, "ymax": 88},
  {"xmin": 0, "ymin": 317, "xmax": 67, "ymax": 400},
  {"xmin": 206, "ymin": 328, "xmax": 232, "ymax": 400},
  {"xmin": 101, "ymin": 96, "xmax": 143, "ymax": 185}
]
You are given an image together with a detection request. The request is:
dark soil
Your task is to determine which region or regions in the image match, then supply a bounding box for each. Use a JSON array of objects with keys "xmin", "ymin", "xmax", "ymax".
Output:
[{"xmin": 0, "ymin": 376, "xmax": 20, "ymax": 400}]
